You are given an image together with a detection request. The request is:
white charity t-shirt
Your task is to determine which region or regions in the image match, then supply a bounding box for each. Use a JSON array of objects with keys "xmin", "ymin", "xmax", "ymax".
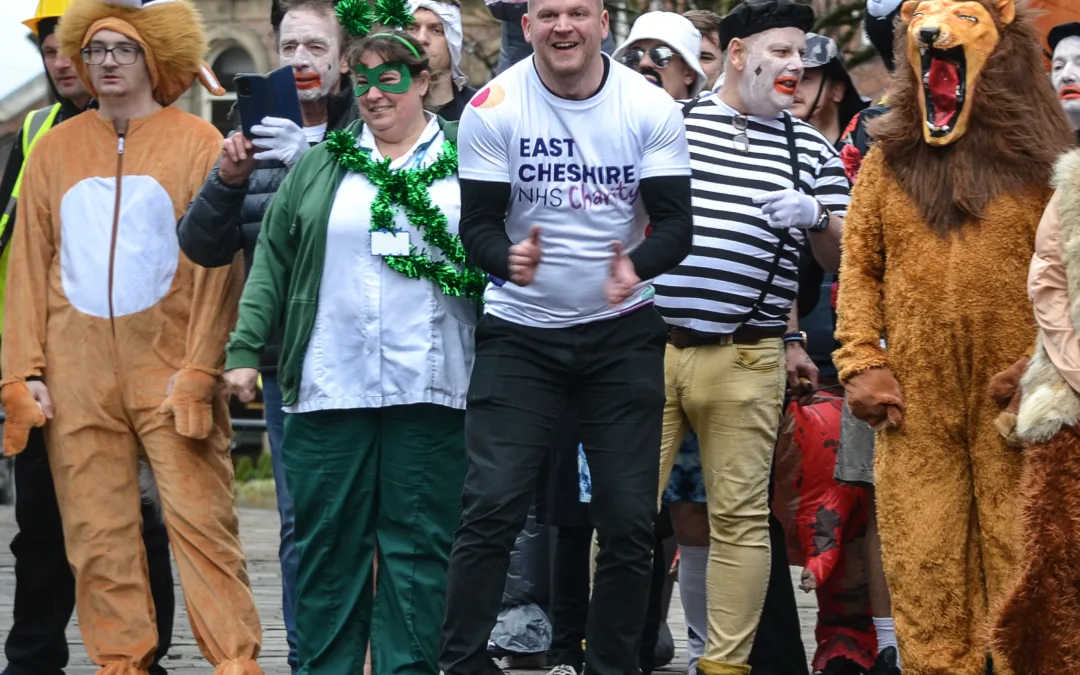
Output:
[{"xmin": 458, "ymin": 54, "xmax": 692, "ymax": 328}]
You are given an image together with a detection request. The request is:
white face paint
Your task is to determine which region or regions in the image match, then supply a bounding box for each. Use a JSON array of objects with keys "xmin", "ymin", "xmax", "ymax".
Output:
[
  {"xmin": 1052, "ymin": 35, "xmax": 1080, "ymax": 130},
  {"xmin": 279, "ymin": 7, "xmax": 346, "ymax": 104},
  {"xmin": 736, "ymin": 27, "xmax": 806, "ymax": 117}
]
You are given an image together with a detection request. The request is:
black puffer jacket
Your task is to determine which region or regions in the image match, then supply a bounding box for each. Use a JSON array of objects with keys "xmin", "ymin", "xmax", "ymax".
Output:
[{"xmin": 177, "ymin": 88, "xmax": 357, "ymax": 373}]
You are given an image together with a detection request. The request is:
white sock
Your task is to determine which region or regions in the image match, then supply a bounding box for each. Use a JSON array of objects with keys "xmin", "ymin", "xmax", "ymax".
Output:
[
  {"xmin": 873, "ymin": 616, "xmax": 900, "ymax": 667},
  {"xmin": 678, "ymin": 545, "xmax": 708, "ymax": 674}
]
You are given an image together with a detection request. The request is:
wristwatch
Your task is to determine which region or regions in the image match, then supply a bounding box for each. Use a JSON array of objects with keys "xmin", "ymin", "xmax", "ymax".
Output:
[
  {"xmin": 783, "ymin": 331, "xmax": 807, "ymax": 347},
  {"xmin": 810, "ymin": 203, "xmax": 830, "ymax": 232}
]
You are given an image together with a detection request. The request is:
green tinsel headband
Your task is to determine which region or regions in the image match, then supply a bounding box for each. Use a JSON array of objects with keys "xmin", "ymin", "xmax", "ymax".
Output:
[
  {"xmin": 336, "ymin": 0, "xmax": 416, "ymax": 38},
  {"xmin": 370, "ymin": 32, "xmax": 421, "ymax": 58}
]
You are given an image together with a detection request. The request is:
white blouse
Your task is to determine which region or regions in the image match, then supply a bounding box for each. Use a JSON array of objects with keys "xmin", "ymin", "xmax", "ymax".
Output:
[{"xmin": 284, "ymin": 114, "xmax": 476, "ymax": 413}]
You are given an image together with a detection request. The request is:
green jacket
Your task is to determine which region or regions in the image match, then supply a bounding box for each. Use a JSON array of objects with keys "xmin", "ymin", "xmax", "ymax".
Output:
[{"xmin": 225, "ymin": 117, "xmax": 458, "ymax": 406}]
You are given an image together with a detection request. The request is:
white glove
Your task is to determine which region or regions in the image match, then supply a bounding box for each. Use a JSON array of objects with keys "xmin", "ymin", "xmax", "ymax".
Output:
[
  {"xmin": 250, "ymin": 117, "xmax": 309, "ymax": 168},
  {"xmin": 752, "ymin": 189, "xmax": 823, "ymax": 230}
]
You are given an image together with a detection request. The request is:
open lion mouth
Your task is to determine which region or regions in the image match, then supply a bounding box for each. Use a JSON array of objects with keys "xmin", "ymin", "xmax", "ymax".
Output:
[{"xmin": 920, "ymin": 46, "xmax": 966, "ymax": 137}]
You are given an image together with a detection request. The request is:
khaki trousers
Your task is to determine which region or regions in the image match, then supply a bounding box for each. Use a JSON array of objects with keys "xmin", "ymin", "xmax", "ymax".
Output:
[{"xmin": 658, "ymin": 339, "xmax": 786, "ymax": 675}]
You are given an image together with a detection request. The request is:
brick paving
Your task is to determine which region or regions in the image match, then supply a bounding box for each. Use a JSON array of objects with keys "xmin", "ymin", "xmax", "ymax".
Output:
[{"xmin": 0, "ymin": 505, "xmax": 819, "ymax": 674}]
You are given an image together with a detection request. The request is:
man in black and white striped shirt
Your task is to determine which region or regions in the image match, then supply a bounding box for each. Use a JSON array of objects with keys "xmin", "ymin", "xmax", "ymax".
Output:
[{"xmin": 651, "ymin": 1, "xmax": 851, "ymax": 674}]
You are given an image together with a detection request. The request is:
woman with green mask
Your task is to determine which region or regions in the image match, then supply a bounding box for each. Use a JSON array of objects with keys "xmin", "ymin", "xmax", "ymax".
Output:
[{"xmin": 222, "ymin": 1, "xmax": 484, "ymax": 669}]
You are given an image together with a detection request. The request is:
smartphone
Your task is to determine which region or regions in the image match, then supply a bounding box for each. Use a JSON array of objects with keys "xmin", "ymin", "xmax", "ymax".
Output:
[{"xmin": 234, "ymin": 66, "xmax": 304, "ymax": 138}]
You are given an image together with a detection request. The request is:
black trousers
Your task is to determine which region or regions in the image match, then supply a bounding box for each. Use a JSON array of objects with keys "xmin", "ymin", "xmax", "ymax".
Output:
[
  {"xmin": 4, "ymin": 428, "xmax": 175, "ymax": 675},
  {"xmin": 440, "ymin": 307, "xmax": 668, "ymax": 675},
  {"xmin": 748, "ymin": 472, "xmax": 809, "ymax": 675}
]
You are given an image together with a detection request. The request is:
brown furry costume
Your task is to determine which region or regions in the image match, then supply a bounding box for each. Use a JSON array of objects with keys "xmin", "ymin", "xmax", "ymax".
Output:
[
  {"xmin": 0, "ymin": 1, "xmax": 260, "ymax": 674},
  {"xmin": 991, "ymin": 150, "xmax": 1080, "ymax": 675},
  {"xmin": 832, "ymin": 0, "xmax": 1074, "ymax": 673}
]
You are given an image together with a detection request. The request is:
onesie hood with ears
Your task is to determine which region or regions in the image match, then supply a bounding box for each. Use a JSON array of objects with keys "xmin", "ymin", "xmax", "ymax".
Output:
[{"xmin": 56, "ymin": 0, "xmax": 224, "ymax": 106}]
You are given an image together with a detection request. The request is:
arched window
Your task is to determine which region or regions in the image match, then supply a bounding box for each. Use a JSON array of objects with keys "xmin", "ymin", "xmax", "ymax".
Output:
[{"xmin": 206, "ymin": 46, "xmax": 257, "ymax": 135}]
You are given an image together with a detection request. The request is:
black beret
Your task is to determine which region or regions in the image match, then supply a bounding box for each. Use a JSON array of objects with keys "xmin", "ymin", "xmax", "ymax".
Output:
[
  {"xmin": 719, "ymin": 0, "xmax": 816, "ymax": 51},
  {"xmin": 1049, "ymin": 22, "xmax": 1080, "ymax": 54}
]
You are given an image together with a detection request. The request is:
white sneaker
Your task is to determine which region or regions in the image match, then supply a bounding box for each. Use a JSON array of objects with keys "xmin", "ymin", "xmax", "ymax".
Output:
[{"xmin": 546, "ymin": 666, "xmax": 580, "ymax": 675}]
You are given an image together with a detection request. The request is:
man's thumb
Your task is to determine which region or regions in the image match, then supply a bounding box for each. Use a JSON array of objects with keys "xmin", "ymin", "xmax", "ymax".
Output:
[
  {"xmin": 612, "ymin": 240, "xmax": 625, "ymax": 258},
  {"xmin": 528, "ymin": 224, "xmax": 541, "ymax": 245},
  {"xmin": 34, "ymin": 387, "xmax": 54, "ymax": 420}
]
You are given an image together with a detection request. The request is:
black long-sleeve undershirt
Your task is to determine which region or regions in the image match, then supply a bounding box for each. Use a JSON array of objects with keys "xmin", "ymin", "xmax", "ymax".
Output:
[
  {"xmin": 632, "ymin": 174, "xmax": 693, "ymax": 280},
  {"xmin": 458, "ymin": 179, "xmax": 513, "ymax": 281},
  {"xmin": 458, "ymin": 174, "xmax": 693, "ymax": 282}
]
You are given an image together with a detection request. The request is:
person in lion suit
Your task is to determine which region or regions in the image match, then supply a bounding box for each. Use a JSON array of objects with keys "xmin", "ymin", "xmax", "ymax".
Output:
[
  {"xmin": 831, "ymin": 0, "xmax": 1074, "ymax": 672},
  {"xmin": 0, "ymin": 0, "xmax": 263, "ymax": 673}
]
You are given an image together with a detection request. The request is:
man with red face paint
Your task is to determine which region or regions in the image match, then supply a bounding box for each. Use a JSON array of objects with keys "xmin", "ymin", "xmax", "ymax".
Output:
[
  {"xmin": 1050, "ymin": 22, "xmax": 1080, "ymax": 143},
  {"xmin": 178, "ymin": 2, "xmax": 357, "ymax": 672},
  {"xmin": 650, "ymin": 1, "xmax": 851, "ymax": 673}
]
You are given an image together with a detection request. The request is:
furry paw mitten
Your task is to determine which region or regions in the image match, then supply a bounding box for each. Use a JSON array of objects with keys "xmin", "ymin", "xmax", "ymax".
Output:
[
  {"xmin": 989, "ymin": 356, "xmax": 1030, "ymax": 404},
  {"xmin": 159, "ymin": 369, "xmax": 218, "ymax": 440},
  {"xmin": 989, "ymin": 356, "xmax": 1029, "ymax": 448},
  {"xmin": 844, "ymin": 367, "xmax": 905, "ymax": 430},
  {"xmin": 1, "ymin": 382, "xmax": 46, "ymax": 456}
]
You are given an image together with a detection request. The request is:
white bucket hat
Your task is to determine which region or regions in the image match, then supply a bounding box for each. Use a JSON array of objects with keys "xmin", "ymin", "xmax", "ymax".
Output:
[{"xmin": 613, "ymin": 11, "xmax": 708, "ymax": 97}]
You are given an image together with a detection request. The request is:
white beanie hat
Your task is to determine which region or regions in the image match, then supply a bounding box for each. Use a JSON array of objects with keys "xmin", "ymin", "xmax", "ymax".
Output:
[
  {"xmin": 614, "ymin": 11, "xmax": 708, "ymax": 97},
  {"xmin": 408, "ymin": 0, "xmax": 468, "ymax": 87}
]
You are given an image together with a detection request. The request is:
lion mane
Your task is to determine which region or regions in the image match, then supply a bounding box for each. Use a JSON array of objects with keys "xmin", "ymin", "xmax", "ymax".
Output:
[{"xmin": 869, "ymin": 0, "xmax": 1074, "ymax": 234}]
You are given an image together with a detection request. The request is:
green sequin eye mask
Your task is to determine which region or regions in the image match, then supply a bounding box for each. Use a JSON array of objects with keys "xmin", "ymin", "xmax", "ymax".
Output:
[{"xmin": 354, "ymin": 61, "xmax": 413, "ymax": 96}]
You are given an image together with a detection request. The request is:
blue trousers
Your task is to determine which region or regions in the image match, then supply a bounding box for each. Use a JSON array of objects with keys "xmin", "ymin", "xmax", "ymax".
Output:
[{"xmin": 263, "ymin": 375, "xmax": 299, "ymax": 673}]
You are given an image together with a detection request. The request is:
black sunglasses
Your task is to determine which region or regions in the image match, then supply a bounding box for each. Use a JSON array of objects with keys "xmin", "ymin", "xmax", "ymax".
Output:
[{"xmin": 617, "ymin": 46, "xmax": 676, "ymax": 70}]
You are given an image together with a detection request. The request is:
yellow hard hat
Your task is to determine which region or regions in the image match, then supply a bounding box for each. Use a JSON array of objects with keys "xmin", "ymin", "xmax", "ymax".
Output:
[{"xmin": 23, "ymin": 0, "xmax": 74, "ymax": 37}]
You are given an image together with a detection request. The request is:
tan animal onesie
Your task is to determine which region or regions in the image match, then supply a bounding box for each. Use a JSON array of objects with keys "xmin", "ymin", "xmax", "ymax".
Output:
[{"xmin": 0, "ymin": 1, "xmax": 261, "ymax": 673}]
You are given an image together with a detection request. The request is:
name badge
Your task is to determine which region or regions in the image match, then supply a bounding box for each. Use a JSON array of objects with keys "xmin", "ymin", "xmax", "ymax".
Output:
[{"xmin": 371, "ymin": 231, "xmax": 411, "ymax": 257}]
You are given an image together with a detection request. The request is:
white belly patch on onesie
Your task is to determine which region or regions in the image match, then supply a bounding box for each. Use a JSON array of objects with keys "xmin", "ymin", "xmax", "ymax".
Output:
[{"xmin": 59, "ymin": 175, "xmax": 179, "ymax": 319}]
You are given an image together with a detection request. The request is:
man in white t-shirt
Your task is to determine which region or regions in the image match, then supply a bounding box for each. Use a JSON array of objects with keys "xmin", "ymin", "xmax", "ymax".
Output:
[{"xmin": 437, "ymin": 0, "xmax": 693, "ymax": 671}]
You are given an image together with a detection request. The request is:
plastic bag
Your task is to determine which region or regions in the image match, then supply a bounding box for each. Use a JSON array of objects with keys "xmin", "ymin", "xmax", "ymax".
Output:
[{"xmin": 488, "ymin": 507, "xmax": 552, "ymax": 654}]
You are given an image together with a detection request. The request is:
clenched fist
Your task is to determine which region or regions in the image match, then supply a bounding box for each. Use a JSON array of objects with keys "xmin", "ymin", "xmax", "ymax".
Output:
[
  {"xmin": 224, "ymin": 367, "xmax": 260, "ymax": 404},
  {"xmin": 844, "ymin": 367, "xmax": 905, "ymax": 431},
  {"xmin": 508, "ymin": 225, "xmax": 542, "ymax": 287}
]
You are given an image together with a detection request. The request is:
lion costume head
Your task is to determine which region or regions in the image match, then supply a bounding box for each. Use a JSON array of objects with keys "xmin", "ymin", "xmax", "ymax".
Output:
[
  {"xmin": 57, "ymin": 0, "xmax": 224, "ymax": 107},
  {"xmin": 870, "ymin": 0, "xmax": 1074, "ymax": 233}
]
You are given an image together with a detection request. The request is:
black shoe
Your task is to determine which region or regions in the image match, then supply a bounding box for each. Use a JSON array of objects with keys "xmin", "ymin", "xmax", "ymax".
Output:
[{"xmin": 869, "ymin": 647, "xmax": 901, "ymax": 675}]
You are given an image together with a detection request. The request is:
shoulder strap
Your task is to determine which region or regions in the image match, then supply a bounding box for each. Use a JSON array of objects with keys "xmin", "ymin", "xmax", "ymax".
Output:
[{"xmin": 732, "ymin": 114, "xmax": 798, "ymax": 328}]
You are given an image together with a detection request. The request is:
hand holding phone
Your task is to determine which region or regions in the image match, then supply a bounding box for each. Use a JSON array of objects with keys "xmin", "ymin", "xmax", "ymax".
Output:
[
  {"xmin": 234, "ymin": 66, "xmax": 304, "ymax": 138},
  {"xmin": 218, "ymin": 135, "xmax": 258, "ymax": 187}
]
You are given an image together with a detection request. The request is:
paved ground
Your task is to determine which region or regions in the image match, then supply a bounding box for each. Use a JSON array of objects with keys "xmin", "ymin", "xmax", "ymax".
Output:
[{"xmin": 0, "ymin": 505, "xmax": 820, "ymax": 673}]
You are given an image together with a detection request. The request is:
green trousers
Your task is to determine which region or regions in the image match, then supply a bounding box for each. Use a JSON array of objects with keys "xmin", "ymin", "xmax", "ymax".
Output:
[{"xmin": 282, "ymin": 404, "xmax": 466, "ymax": 674}]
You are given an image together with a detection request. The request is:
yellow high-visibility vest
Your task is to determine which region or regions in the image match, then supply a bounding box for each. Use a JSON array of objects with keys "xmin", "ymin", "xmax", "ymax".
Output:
[{"xmin": 0, "ymin": 103, "xmax": 62, "ymax": 335}]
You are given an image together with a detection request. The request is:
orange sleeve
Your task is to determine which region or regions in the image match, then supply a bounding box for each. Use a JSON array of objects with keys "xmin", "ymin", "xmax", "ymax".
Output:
[
  {"xmin": 832, "ymin": 147, "xmax": 890, "ymax": 383},
  {"xmin": 181, "ymin": 126, "xmax": 245, "ymax": 376},
  {"xmin": 1, "ymin": 143, "xmax": 54, "ymax": 386}
]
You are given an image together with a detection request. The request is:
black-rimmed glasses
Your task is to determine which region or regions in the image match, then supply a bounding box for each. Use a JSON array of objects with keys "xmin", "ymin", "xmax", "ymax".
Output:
[
  {"xmin": 617, "ymin": 46, "xmax": 676, "ymax": 70},
  {"xmin": 81, "ymin": 45, "xmax": 142, "ymax": 66}
]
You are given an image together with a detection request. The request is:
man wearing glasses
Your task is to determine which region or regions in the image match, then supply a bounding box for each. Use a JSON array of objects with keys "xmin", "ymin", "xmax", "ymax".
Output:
[
  {"xmin": 0, "ymin": 3, "xmax": 176, "ymax": 674},
  {"xmin": 613, "ymin": 12, "xmax": 708, "ymax": 101},
  {"xmin": 0, "ymin": 0, "xmax": 264, "ymax": 672},
  {"xmin": 650, "ymin": 1, "xmax": 850, "ymax": 674}
]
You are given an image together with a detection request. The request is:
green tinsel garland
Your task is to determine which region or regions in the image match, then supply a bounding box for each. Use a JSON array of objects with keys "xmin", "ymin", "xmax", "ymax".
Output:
[
  {"xmin": 335, "ymin": 0, "xmax": 414, "ymax": 36},
  {"xmin": 325, "ymin": 129, "xmax": 487, "ymax": 300},
  {"xmin": 335, "ymin": 0, "xmax": 375, "ymax": 37},
  {"xmin": 376, "ymin": 0, "xmax": 415, "ymax": 29}
]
